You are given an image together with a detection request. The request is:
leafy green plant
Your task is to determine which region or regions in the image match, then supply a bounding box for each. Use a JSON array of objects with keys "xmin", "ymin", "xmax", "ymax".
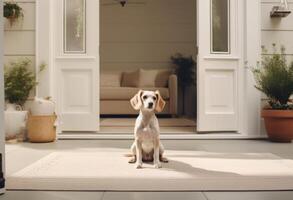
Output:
[
  {"xmin": 3, "ymin": 1, "xmax": 24, "ymax": 26},
  {"xmin": 252, "ymin": 44, "xmax": 293, "ymax": 110},
  {"xmin": 4, "ymin": 58, "xmax": 37, "ymax": 107},
  {"xmin": 171, "ymin": 53, "xmax": 196, "ymax": 87},
  {"xmin": 171, "ymin": 53, "xmax": 197, "ymax": 114}
]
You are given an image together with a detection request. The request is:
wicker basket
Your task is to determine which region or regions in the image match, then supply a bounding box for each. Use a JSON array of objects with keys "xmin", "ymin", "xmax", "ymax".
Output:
[{"xmin": 27, "ymin": 114, "xmax": 57, "ymax": 143}]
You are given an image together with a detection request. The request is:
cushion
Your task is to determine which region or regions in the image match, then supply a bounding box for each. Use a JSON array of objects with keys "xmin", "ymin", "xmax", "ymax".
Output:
[
  {"xmin": 138, "ymin": 69, "xmax": 172, "ymax": 88},
  {"xmin": 138, "ymin": 69, "xmax": 157, "ymax": 87},
  {"xmin": 100, "ymin": 71, "xmax": 122, "ymax": 87},
  {"xmin": 100, "ymin": 87, "xmax": 170, "ymax": 100},
  {"xmin": 121, "ymin": 70, "xmax": 139, "ymax": 87},
  {"xmin": 155, "ymin": 70, "xmax": 173, "ymax": 87}
]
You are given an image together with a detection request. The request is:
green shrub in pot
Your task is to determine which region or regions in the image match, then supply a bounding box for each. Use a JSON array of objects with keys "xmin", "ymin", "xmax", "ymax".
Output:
[
  {"xmin": 4, "ymin": 58, "xmax": 37, "ymax": 108},
  {"xmin": 252, "ymin": 45, "xmax": 293, "ymax": 142},
  {"xmin": 171, "ymin": 53, "xmax": 196, "ymax": 115}
]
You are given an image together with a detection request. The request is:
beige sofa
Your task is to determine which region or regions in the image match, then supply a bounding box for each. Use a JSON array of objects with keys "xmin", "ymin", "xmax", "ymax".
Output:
[{"xmin": 100, "ymin": 69, "xmax": 178, "ymax": 115}]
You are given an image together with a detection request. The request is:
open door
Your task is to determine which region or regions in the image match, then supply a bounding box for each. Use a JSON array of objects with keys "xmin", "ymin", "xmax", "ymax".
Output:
[
  {"xmin": 54, "ymin": 0, "xmax": 100, "ymax": 132},
  {"xmin": 197, "ymin": 0, "xmax": 243, "ymax": 132},
  {"xmin": 0, "ymin": 0, "xmax": 6, "ymax": 193}
]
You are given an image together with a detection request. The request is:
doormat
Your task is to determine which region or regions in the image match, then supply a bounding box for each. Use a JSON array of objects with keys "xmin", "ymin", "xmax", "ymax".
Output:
[{"xmin": 7, "ymin": 149, "xmax": 293, "ymax": 191}]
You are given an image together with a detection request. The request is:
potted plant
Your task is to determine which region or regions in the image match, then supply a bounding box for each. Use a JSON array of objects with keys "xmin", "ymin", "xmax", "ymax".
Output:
[
  {"xmin": 3, "ymin": 1, "xmax": 24, "ymax": 26},
  {"xmin": 4, "ymin": 58, "xmax": 37, "ymax": 140},
  {"xmin": 252, "ymin": 45, "xmax": 293, "ymax": 142},
  {"xmin": 171, "ymin": 53, "xmax": 197, "ymax": 116}
]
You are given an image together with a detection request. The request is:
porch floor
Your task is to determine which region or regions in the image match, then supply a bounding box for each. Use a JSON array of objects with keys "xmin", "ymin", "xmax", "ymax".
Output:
[{"xmin": 4, "ymin": 139, "xmax": 293, "ymax": 199}]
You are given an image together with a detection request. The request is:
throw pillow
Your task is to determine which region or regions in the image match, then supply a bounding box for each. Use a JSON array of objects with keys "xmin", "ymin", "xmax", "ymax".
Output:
[{"xmin": 121, "ymin": 70, "xmax": 139, "ymax": 87}]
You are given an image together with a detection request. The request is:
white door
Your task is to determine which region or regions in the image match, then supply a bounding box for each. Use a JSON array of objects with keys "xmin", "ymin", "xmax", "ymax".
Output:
[
  {"xmin": 197, "ymin": 0, "xmax": 244, "ymax": 132},
  {"xmin": 54, "ymin": 0, "xmax": 99, "ymax": 132}
]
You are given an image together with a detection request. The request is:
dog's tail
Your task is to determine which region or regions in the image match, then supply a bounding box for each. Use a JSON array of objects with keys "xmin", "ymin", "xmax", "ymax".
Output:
[{"xmin": 124, "ymin": 153, "xmax": 134, "ymax": 157}]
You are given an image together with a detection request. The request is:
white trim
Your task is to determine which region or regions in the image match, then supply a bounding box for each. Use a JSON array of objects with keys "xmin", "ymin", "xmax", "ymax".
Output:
[
  {"xmin": 35, "ymin": 0, "xmax": 54, "ymax": 98},
  {"xmin": 242, "ymin": 0, "xmax": 262, "ymax": 136},
  {"xmin": 203, "ymin": 56, "xmax": 240, "ymax": 60},
  {"xmin": 210, "ymin": 0, "xmax": 231, "ymax": 54},
  {"xmin": 55, "ymin": 56, "xmax": 96, "ymax": 60},
  {"xmin": 63, "ymin": 0, "xmax": 86, "ymax": 54}
]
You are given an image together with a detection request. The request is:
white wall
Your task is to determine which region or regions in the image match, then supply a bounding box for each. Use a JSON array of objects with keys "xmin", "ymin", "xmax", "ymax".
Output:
[
  {"xmin": 4, "ymin": 0, "xmax": 35, "ymax": 71},
  {"xmin": 261, "ymin": 0, "xmax": 293, "ymax": 62},
  {"xmin": 100, "ymin": 0, "xmax": 197, "ymax": 70}
]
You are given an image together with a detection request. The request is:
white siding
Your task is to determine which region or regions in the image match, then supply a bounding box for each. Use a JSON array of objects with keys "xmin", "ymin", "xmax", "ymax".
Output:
[
  {"xmin": 4, "ymin": 0, "xmax": 35, "ymax": 98},
  {"xmin": 100, "ymin": 0, "xmax": 197, "ymax": 70},
  {"xmin": 4, "ymin": 0, "xmax": 35, "ymax": 67},
  {"xmin": 261, "ymin": 0, "xmax": 293, "ymax": 62}
]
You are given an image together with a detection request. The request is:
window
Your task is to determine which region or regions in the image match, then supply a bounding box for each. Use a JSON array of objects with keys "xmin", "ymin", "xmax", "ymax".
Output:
[
  {"xmin": 211, "ymin": 0, "xmax": 230, "ymax": 53},
  {"xmin": 64, "ymin": 0, "xmax": 86, "ymax": 54}
]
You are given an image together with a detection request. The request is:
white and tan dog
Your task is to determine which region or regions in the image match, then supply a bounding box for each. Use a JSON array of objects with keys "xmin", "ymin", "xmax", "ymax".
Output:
[{"xmin": 129, "ymin": 90, "xmax": 168, "ymax": 169}]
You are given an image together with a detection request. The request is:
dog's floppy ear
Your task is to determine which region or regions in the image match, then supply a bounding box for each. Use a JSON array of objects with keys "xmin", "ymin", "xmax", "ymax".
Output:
[
  {"xmin": 155, "ymin": 90, "xmax": 166, "ymax": 113},
  {"xmin": 130, "ymin": 90, "xmax": 143, "ymax": 110}
]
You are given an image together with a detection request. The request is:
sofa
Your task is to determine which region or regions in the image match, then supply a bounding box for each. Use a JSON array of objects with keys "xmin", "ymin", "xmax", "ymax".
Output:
[{"xmin": 100, "ymin": 69, "xmax": 178, "ymax": 115}]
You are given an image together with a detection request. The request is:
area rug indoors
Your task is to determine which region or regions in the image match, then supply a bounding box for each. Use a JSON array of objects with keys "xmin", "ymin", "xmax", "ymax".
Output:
[{"xmin": 6, "ymin": 149, "xmax": 293, "ymax": 191}]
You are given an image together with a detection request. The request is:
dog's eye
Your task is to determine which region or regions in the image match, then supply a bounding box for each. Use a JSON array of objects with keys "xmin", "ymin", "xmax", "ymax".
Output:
[
  {"xmin": 153, "ymin": 96, "xmax": 157, "ymax": 101},
  {"xmin": 142, "ymin": 96, "xmax": 147, "ymax": 100}
]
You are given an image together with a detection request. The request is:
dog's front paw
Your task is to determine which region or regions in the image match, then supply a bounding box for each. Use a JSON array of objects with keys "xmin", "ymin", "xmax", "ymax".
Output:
[
  {"xmin": 154, "ymin": 162, "xmax": 162, "ymax": 168},
  {"xmin": 135, "ymin": 163, "xmax": 143, "ymax": 169}
]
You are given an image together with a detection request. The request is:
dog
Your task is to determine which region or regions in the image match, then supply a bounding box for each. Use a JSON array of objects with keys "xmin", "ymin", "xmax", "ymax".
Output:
[{"xmin": 128, "ymin": 90, "xmax": 168, "ymax": 169}]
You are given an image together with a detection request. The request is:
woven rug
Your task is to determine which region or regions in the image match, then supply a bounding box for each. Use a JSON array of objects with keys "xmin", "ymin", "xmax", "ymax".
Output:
[{"xmin": 6, "ymin": 149, "xmax": 293, "ymax": 191}]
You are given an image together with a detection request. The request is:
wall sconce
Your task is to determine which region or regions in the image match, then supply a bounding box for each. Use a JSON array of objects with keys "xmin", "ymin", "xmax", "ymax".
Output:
[{"xmin": 270, "ymin": 0, "xmax": 291, "ymax": 18}]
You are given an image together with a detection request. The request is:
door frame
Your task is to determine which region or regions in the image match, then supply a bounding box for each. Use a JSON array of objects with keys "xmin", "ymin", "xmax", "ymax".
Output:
[
  {"xmin": 196, "ymin": 0, "xmax": 261, "ymax": 136},
  {"xmin": 36, "ymin": 0, "xmax": 262, "ymax": 137},
  {"xmin": 36, "ymin": 0, "xmax": 100, "ymax": 133}
]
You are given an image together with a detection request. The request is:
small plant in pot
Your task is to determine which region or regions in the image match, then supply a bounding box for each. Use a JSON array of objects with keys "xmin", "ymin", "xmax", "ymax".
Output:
[
  {"xmin": 4, "ymin": 58, "xmax": 37, "ymax": 140},
  {"xmin": 171, "ymin": 53, "xmax": 197, "ymax": 116},
  {"xmin": 252, "ymin": 45, "xmax": 293, "ymax": 142},
  {"xmin": 3, "ymin": 1, "xmax": 24, "ymax": 26}
]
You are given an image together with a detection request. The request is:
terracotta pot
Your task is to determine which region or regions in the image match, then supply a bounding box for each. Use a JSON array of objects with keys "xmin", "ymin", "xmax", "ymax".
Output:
[{"xmin": 262, "ymin": 109, "xmax": 293, "ymax": 143}]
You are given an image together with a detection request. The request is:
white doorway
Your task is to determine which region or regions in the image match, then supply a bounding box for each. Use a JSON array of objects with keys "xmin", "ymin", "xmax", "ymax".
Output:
[
  {"xmin": 99, "ymin": 0, "xmax": 197, "ymax": 134},
  {"xmin": 35, "ymin": 0, "xmax": 261, "ymax": 138}
]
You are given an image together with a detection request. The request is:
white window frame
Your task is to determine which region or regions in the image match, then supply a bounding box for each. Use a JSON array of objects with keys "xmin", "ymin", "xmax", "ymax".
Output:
[
  {"xmin": 63, "ymin": 0, "xmax": 87, "ymax": 54},
  {"xmin": 210, "ymin": 0, "xmax": 231, "ymax": 54}
]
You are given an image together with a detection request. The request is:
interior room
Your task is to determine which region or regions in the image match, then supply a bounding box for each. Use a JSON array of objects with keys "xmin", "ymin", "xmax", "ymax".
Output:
[{"xmin": 99, "ymin": 0, "xmax": 197, "ymax": 134}]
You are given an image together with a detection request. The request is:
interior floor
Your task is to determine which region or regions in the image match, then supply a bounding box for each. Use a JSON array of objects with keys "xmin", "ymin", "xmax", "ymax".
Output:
[
  {"xmin": 99, "ymin": 117, "xmax": 197, "ymax": 134},
  {"xmin": 4, "ymin": 139, "xmax": 293, "ymax": 199}
]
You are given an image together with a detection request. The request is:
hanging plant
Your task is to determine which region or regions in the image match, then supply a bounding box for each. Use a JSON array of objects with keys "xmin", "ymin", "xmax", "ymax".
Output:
[{"xmin": 3, "ymin": 1, "xmax": 24, "ymax": 26}]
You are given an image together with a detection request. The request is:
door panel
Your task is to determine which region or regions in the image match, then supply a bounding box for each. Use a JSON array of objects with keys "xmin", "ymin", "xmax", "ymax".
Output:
[
  {"xmin": 54, "ymin": 0, "xmax": 99, "ymax": 132},
  {"xmin": 197, "ymin": 0, "xmax": 243, "ymax": 132}
]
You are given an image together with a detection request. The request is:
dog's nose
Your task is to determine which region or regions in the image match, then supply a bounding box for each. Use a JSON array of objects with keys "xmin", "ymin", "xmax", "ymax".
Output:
[{"xmin": 148, "ymin": 102, "xmax": 154, "ymax": 108}]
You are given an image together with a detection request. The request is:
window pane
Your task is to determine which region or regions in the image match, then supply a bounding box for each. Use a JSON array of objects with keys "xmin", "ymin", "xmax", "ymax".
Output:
[
  {"xmin": 211, "ymin": 0, "xmax": 229, "ymax": 53},
  {"xmin": 64, "ymin": 0, "xmax": 86, "ymax": 53}
]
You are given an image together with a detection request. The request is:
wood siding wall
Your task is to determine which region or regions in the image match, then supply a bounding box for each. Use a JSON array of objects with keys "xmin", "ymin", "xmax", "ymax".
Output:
[
  {"xmin": 4, "ymin": 0, "xmax": 35, "ymax": 71},
  {"xmin": 261, "ymin": 0, "xmax": 293, "ymax": 62}
]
